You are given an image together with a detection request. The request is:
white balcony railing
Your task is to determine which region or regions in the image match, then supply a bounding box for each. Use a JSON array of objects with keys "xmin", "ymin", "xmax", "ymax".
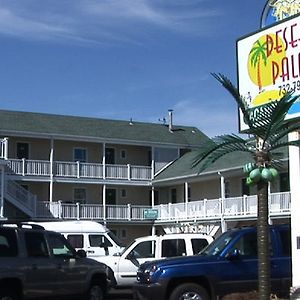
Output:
[
  {"xmin": 5, "ymin": 159, "xmax": 152, "ymax": 181},
  {"xmin": 35, "ymin": 192, "xmax": 291, "ymax": 222}
]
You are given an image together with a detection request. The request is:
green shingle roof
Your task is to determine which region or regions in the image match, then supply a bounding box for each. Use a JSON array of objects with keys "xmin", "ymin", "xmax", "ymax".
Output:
[
  {"xmin": 154, "ymin": 147, "xmax": 289, "ymax": 183},
  {"xmin": 0, "ymin": 110, "xmax": 210, "ymax": 147}
]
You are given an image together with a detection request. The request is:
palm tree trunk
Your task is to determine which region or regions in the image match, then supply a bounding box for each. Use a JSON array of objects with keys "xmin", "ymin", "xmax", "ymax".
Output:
[{"xmin": 257, "ymin": 180, "xmax": 270, "ymax": 300}]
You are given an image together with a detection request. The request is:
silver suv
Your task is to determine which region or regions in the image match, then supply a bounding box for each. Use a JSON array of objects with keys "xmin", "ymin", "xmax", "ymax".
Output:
[{"xmin": 0, "ymin": 222, "xmax": 110, "ymax": 300}]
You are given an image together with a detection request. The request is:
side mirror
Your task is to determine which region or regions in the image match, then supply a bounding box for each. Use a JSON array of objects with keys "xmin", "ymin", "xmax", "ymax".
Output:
[
  {"xmin": 99, "ymin": 242, "xmax": 110, "ymax": 248},
  {"xmin": 126, "ymin": 252, "xmax": 140, "ymax": 267},
  {"xmin": 76, "ymin": 249, "xmax": 87, "ymax": 258},
  {"xmin": 225, "ymin": 248, "xmax": 240, "ymax": 260}
]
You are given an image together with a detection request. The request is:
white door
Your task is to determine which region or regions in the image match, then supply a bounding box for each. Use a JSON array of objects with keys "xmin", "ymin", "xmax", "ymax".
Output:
[{"xmin": 117, "ymin": 240, "xmax": 157, "ymax": 286}]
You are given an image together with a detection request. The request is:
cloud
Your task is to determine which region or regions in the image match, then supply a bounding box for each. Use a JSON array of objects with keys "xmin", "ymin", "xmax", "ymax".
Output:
[
  {"xmin": 171, "ymin": 99, "xmax": 240, "ymax": 137},
  {"xmin": 0, "ymin": 0, "xmax": 222, "ymax": 45}
]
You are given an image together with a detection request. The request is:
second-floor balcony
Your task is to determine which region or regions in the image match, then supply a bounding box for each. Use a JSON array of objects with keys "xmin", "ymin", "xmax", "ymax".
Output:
[
  {"xmin": 6, "ymin": 158, "xmax": 153, "ymax": 182},
  {"xmin": 35, "ymin": 191, "xmax": 291, "ymax": 223}
]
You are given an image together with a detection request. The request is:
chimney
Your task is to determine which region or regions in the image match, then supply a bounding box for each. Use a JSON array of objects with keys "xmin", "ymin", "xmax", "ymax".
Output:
[{"xmin": 168, "ymin": 109, "xmax": 173, "ymax": 132}]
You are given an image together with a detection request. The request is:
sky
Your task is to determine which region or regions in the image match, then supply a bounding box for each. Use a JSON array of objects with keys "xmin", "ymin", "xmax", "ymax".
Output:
[{"xmin": 0, "ymin": 0, "xmax": 268, "ymax": 137}]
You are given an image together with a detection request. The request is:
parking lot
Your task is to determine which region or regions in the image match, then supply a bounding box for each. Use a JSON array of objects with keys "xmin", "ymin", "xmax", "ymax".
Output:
[{"xmin": 107, "ymin": 288, "xmax": 133, "ymax": 300}]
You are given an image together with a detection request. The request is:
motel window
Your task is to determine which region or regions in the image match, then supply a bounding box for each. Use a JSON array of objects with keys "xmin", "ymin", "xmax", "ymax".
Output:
[
  {"xmin": 17, "ymin": 142, "xmax": 29, "ymax": 159},
  {"xmin": 73, "ymin": 188, "xmax": 86, "ymax": 204},
  {"xmin": 121, "ymin": 189, "xmax": 127, "ymax": 198},
  {"xmin": 280, "ymin": 172, "xmax": 289, "ymax": 192},
  {"xmin": 242, "ymin": 178, "xmax": 250, "ymax": 196},
  {"xmin": 171, "ymin": 188, "xmax": 177, "ymax": 204},
  {"xmin": 120, "ymin": 150, "xmax": 127, "ymax": 159},
  {"xmin": 225, "ymin": 180, "xmax": 230, "ymax": 198},
  {"xmin": 74, "ymin": 148, "xmax": 87, "ymax": 163}
]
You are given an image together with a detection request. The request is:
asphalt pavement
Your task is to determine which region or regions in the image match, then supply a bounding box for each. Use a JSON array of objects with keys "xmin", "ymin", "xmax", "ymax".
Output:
[{"xmin": 107, "ymin": 288, "xmax": 133, "ymax": 300}]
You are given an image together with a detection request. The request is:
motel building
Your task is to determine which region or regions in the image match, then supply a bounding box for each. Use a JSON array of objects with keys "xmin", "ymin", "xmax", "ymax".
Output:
[
  {"xmin": 1, "ymin": 0, "xmax": 300, "ymax": 291},
  {"xmin": 0, "ymin": 109, "xmax": 291, "ymax": 242}
]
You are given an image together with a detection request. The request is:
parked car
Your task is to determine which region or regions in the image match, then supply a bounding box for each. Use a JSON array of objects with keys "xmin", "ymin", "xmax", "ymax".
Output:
[
  {"xmin": 0, "ymin": 221, "xmax": 111, "ymax": 300},
  {"xmin": 133, "ymin": 224, "xmax": 291, "ymax": 300},
  {"xmin": 30, "ymin": 220, "xmax": 124, "ymax": 257},
  {"xmin": 98, "ymin": 233, "xmax": 214, "ymax": 287}
]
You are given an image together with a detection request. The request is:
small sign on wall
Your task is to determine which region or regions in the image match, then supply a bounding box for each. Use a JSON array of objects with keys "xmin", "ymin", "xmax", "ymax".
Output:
[{"xmin": 143, "ymin": 209, "xmax": 158, "ymax": 219}]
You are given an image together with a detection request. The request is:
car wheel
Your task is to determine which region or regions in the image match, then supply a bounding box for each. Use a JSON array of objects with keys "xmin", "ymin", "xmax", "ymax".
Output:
[
  {"xmin": 169, "ymin": 283, "xmax": 209, "ymax": 300},
  {"xmin": 87, "ymin": 284, "xmax": 104, "ymax": 300},
  {"xmin": 0, "ymin": 288, "xmax": 19, "ymax": 300}
]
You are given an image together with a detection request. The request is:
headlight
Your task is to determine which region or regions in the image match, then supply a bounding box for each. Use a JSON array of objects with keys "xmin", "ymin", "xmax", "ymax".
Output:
[{"xmin": 143, "ymin": 265, "xmax": 158, "ymax": 283}]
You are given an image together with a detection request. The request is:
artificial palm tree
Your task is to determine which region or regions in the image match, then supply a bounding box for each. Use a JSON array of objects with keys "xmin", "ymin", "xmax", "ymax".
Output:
[{"xmin": 193, "ymin": 73, "xmax": 300, "ymax": 300}]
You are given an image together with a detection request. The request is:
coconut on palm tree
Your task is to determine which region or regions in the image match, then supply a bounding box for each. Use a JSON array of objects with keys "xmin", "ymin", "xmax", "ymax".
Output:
[{"xmin": 193, "ymin": 73, "xmax": 300, "ymax": 300}]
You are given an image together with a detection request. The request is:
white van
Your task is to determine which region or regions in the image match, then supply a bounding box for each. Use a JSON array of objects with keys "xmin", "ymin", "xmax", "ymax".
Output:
[{"xmin": 30, "ymin": 220, "xmax": 124, "ymax": 258}]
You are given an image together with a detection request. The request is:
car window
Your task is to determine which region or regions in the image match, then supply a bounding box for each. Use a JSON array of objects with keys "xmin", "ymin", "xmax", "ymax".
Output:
[
  {"xmin": 130, "ymin": 240, "xmax": 155, "ymax": 259},
  {"xmin": 24, "ymin": 232, "xmax": 49, "ymax": 258},
  {"xmin": 67, "ymin": 234, "xmax": 84, "ymax": 248},
  {"xmin": 278, "ymin": 228, "xmax": 291, "ymax": 256},
  {"xmin": 191, "ymin": 238, "xmax": 209, "ymax": 254},
  {"xmin": 162, "ymin": 239, "xmax": 186, "ymax": 257},
  {"xmin": 0, "ymin": 229, "xmax": 18, "ymax": 257},
  {"xmin": 48, "ymin": 233, "xmax": 75, "ymax": 258},
  {"xmin": 89, "ymin": 235, "xmax": 112, "ymax": 247},
  {"xmin": 202, "ymin": 231, "xmax": 234, "ymax": 256},
  {"xmin": 231, "ymin": 232, "xmax": 258, "ymax": 257}
]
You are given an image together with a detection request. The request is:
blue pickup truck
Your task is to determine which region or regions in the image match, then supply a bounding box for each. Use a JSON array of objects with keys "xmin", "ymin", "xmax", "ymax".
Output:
[{"xmin": 133, "ymin": 224, "xmax": 291, "ymax": 300}]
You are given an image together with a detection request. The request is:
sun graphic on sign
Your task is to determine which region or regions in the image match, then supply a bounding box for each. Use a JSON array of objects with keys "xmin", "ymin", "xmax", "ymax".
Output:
[{"xmin": 247, "ymin": 34, "xmax": 286, "ymax": 106}]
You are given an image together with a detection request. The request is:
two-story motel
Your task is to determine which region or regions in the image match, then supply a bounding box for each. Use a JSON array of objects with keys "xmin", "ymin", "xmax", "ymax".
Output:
[{"xmin": 0, "ymin": 109, "xmax": 291, "ymax": 244}]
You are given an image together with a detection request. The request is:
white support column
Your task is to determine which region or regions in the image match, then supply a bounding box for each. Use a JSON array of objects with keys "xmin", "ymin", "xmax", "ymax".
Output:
[
  {"xmin": 151, "ymin": 186, "xmax": 156, "ymax": 235},
  {"xmin": 3, "ymin": 138, "xmax": 8, "ymax": 160},
  {"xmin": 184, "ymin": 182, "xmax": 189, "ymax": 218},
  {"xmin": 151, "ymin": 146, "xmax": 155, "ymax": 179},
  {"xmin": 49, "ymin": 139, "xmax": 54, "ymax": 202},
  {"xmin": 103, "ymin": 184, "xmax": 106, "ymax": 225},
  {"xmin": 102, "ymin": 143, "xmax": 106, "ymax": 179},
  {"xmin": 151, "ymin": 186, "xmax": 155, "ymax": 208},
  {"xmin": 0, "ymin": 166, "xmax": 4, "ymax": 218},
  {"xmin": 289, "ymin": 131, "xmax": 300, "ymax": 288},
  {"xmin": 218, "ymin": 172, "xmax": 227, "ymax": 232}
]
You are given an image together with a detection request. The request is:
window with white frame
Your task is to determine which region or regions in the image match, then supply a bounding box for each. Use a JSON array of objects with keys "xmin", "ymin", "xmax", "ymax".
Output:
[
  {"xmin": 73, "ymin": 188, "xmax": 86, "ymax": 204},
  {"xmin": 74, "ymin": 148, "xmax": 87, "ymax": 162}
]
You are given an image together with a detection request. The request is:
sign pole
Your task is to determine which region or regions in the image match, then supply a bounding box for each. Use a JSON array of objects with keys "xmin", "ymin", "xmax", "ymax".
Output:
[{"xmin": 289, "ymin": 132, "xmax": 300, "ymax": 289}]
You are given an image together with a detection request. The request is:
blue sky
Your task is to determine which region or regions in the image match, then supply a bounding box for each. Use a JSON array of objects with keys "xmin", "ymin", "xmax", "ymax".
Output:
[{"xmin": 0, "ymin": 0, "xmax": 266, "ymax": 137}]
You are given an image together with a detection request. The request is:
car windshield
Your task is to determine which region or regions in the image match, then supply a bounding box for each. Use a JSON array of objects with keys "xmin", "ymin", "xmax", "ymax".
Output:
[
  {"xmin": 117, "ymin": 239, "xmax": 138, "ymax": 256},
  {"xmin": 200, "ymin": 231, "xmax": 235, "ymax": 256},
  {"xmin": 107, "ymin": 231, "xmax": 125, "ymax": 248}
]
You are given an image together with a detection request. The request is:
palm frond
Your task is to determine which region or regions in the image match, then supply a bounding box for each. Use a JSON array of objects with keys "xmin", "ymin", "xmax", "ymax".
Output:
[
  {"xmin": 267, "ymin": 122, "xmax": 300, "ymax": 148},
  {"xmin": 211, "ymin": 73, "xmax": 253, "ymax": 127},
  {"xmin": 193, "ymin": 134, "xmax": 253, "ymax": 173},
  {"xmin": 262, "ymin": 93, "xmax": 299, "ymax": 143},
  {"xmin": 270, "ymin": 139, "xmax": 300, "ymax": 151}
]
